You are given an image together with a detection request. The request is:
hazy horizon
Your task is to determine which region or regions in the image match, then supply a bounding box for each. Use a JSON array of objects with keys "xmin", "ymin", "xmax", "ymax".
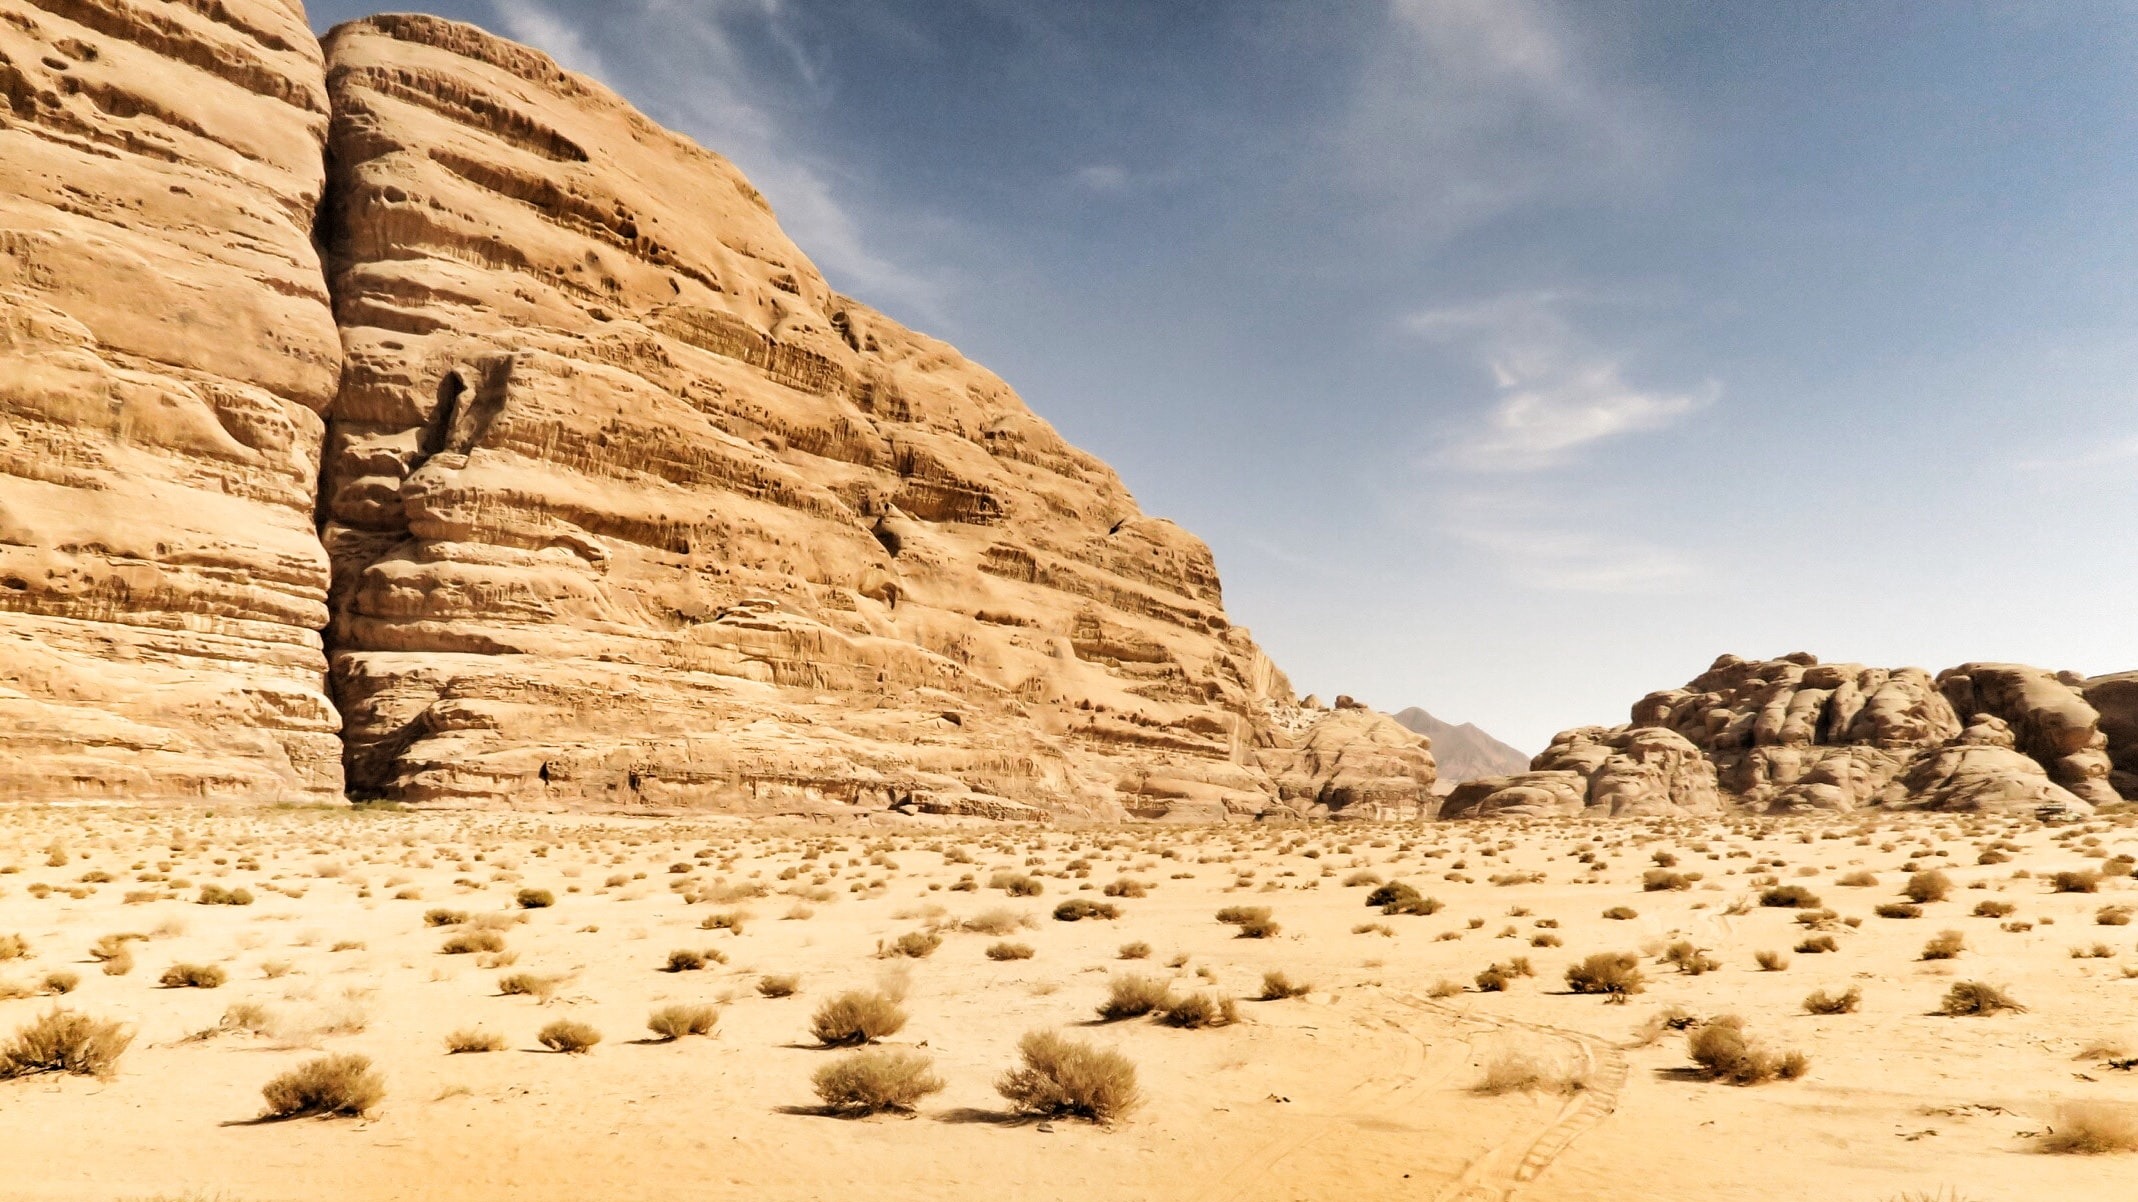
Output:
[{"xmin": 306, "ymin": 0, "xmax": 2138, "ymax": 753}]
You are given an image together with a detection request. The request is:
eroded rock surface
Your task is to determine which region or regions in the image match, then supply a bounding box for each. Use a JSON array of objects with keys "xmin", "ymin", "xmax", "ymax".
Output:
[
  {"xmin": 1448, "ymin": 653, "xmax": 2120, "ymax": 819},
  {"xmin": 311, "ymin": 15, "xmax": 1432, "ymax": 817},
  {"xmin": 0, "ymin": 0, "xmax": 343, "ymax": 801}
]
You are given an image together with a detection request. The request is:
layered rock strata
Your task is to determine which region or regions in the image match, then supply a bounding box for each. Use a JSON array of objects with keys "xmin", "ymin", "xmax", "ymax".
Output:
[
  {"xmin": 1448, "ymin": 653, "xmax": 2126, "ymax": 819},
  {"xmin": 303, "ymin": 14, "xmax": 1430, "ymax": 816},
  {"xmin": 0, "ymin": 0, "xmax": 344, "ymax": 801}
]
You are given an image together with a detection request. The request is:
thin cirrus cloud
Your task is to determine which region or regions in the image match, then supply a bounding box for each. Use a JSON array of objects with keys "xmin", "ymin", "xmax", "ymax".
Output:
[
  {"xmin": 1410, "ymin": 293, "xmax": 1718, "ymax": 472},
  {"xmin": 486, "ymin": 0, "xmax": 947, "ymax": 321},
  {"xmin": 1443, "ymin": 503, "xmax": 1702, "ymax": 595}
]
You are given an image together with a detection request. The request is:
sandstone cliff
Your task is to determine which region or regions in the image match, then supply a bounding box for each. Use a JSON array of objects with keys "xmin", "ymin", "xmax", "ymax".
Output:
[
  {"xmin": 0, "ymin": 6, "xmax": 1434, "ymax": 818},
  {"xmin": 1446, "ymin": 653, "xmax": 2128, "ymax": 819},
  {"xmin": 0, "ymin": 0, "xmax": 344, "ymax": 801}
]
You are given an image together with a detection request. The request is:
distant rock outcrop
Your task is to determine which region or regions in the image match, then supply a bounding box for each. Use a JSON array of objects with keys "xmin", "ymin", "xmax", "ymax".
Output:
[
  {"xmin": 1390, "ymin": 708, "xmax": 1528, "ymax": 785},
  {"xmin": 1446, "ymin": 653, "xmax": 2127, "ymax": 819},
  {"xmin": 0, "ymin": 6, "xmax": 1434, "ymax": 819}
]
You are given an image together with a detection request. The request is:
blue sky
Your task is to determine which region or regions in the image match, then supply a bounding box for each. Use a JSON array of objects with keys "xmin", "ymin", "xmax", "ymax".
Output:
[{"xmin": 308, "ymin": 1, "xmax": 2138, "ymax": 753}]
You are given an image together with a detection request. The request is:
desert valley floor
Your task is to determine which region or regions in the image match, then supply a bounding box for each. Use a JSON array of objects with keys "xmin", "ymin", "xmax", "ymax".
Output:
[{"xmin": 3, "ymin": 806, "xmax": 2137, "ymax": 1202}]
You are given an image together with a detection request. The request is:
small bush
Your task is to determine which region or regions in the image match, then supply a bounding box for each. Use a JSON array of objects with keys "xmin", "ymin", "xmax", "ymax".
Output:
[
  {"xmin": 1836, "ymin": 871, "xmax": 1878, "ymax": 887},
  {"xmin": 1215, "ymin": 906, "xmax": 1270, "ymax": 926},
  {"xmin": 699, "ymin": 911, "xmax": 746, "ymax": 935},
  {"xmin": 1053, "ymin": 899, "xmax": 1119, "ymax": 922},
  {"xmin": 1565, "ymin": 952, "xmax": 1644, "ymax": 998},
  {"xmin": 445, "ymin": 1028, "xmax": 505, "ymax": 1054},
  {"xmin": 423, "ymin": 908, "xmax": 469, "ymax": 927},
  {"xmin": 1158, "ymin": 992, "xmax": 1238, "ymax": 1029},
  {"xmin": 1643, "ymin": 870, "xmax": 1694, "ymax": 892},
  {"xmin": 1663, "ymin": 941, "xmax": 1721, "ymax": 975},
  {"xmin": 0, "ymin": 934, "xmax": 25, "ymax": 962},
  {"xmin": 757, "ymin": 974, "xmax": 800, "ymax": 998},
  {"xmin": 886, "ymin": 930, "xmax": 941, "ymax": 958},
  {"xmin": 1474, "ymin": 1049, "xmax": 1586, "ymax": 1096},
  {"xmin": 1973, "ymin": 899, "xmax": 2016, "ymax": 918},
  {"xmin": 1803, "ymin": 986, "xmax": 1861, "ymax": 1014},
  {"xmin": 809, "ymin": 991, "xmax": 907, "ymax": 1046},
  {"xmin": 960, "ymin": 908, "xmax": 1029, "ymax": 936},
  {"xmin": 647, "ymin": 1003, "xmax": 719, "ymax": 1041},
  {"xmin": 986, "ymin": 941, "xmax": 1035, "ymax": 961},
  {"xmin": 197, "ymin": 884, "xmax": 254, "ymax": 906},
  {"xmin": 1235, "ymin": 917, "xmax": 1280, "ymax": 939},
  {"xmin": 40, "ymin": 971, "xmax": 78, "ymax": 996},
  {"xmin": 1794, "ymin": 934, "xmax": 1839, "ymax": 954},
  {"xmin": 1687, "ymin": 1016, "xmax": 1808, "ymax": 1084},
  {"xmin": 497, "ymin": 972, "xmax": 562, "ymax": 1001},
  {"xmin": 2038, "ymin": 1100, "xmax": 2138, "ymax": 1154},
  {"xmin": 515, "ymin": 888, "xmax": 555, "ymax": 909},
  {"xmin": 992, "ymin": 873, "xmax": 1043, "ymax": 897},
  {"xmin": 441, "ymin": 930, "xmax": 506, "ymax": 955},
  {"xmin": 1097, "ymin": 974, "xmax": 1173, "ymax": 1021},
  {"xmin": 1903, "ymin": 871, "xmax": 1952, "ymax": 904},
  {"xmin": 1259, "ymin": 970, "xmax": 1310, "ymax": 1000},
  {"xmin": 260, "ymin": 1053, "xmax": 384, "ymax": 1117},
  {"xmin": 1760, "ymin": 885, "xmax": 1821, "ymax": 909},
  {"xmin": 1940, "ymin": 981, "xmax": 2024, "ymax": 1017},
  {"xmin": 665, "ymin": 949, "xmax": 708, "ymax": 973},
  {"xmin": 2096, "ymin": 905, "xmax": 2133, "ymax": 927},
  {"xmin": 2052, "ymin": 871, "xmax": 2102, "ymax": 894},
  {"xmin": 996, "ymin": 1029, "xmax": 1140, "ymax": 1122},
  {"xmin": 537, "ymin": 1018, "xmax": 602, "ymax": 1053},
  {"xmin": 1876, "ymin": 903, "xmax": 1924, "ymax": 919},
  {"xmin": 1921, "ymin": 930, "xmax": 1967, "ymax": 960},
  {"xmin": 1102, "ymin": 879, "xmax": 1149, "ymax": 899},
  {"xmin": 1602, "ymin": 906, "xmax": 1639, "ymax": 921},
  {"xmin": 1118, "ymin": 941, "xmax": 1151, "ymax": 960},
  {"xmin": 813, "ymin": 1048, "xmax": 946, "ymax": 1114},
  {"xmin": 1366, "ymin": 881, "xmax": 1441, "ymax": 914},
  {"xmin": 0, "ymin": 1009, "xmax": 132, "ymax": 1079},
  {"xmin": 158, "ymin": 963, "xmax": 226, "ymax": 989},
  {"xmin": 1755, "ymin": 949, "xmax": 1789, "ymax": 972}
]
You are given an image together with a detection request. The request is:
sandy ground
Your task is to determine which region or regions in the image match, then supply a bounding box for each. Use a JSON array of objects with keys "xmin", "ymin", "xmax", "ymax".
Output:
[{"xmin": 3, "ymin": 806, "xmax": 2137, "ymax": 1202}]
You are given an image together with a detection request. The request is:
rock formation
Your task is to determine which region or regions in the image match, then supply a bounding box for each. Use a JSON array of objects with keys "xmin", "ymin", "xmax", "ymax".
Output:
[
  {"xmin": 0, "ymin": 0, "xmax": 345, "ymax": 801},
  {"xmin": 1446, "ymin": 653, "xmax": 2129, "ymax": 819},
  {"xmin": 2084, "ymin": 671, "xmax": 2138, "ymax": 800},
  {"xmin": 1390, "ymin": 707, "xmax": 1528, "ymax": 786},
  {"xmin": 0, "ymin": 6, "xmax": 1434, "ymax": 818}
]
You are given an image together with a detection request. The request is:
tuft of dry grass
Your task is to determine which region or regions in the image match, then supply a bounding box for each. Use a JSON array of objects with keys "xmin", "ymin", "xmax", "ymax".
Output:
[
  {"xmin": 1158, "ymin": 992, "xmax": 1238, "ymax": 1029},
  {"xmin": 647, "ymin": 1003, "xmax": 719, "ymax": 1041},
  {"xmin": 811, "ymin": 1048, "xmax": 945, "ymax": 1114},
  {"xmin": 1903, "ymin": 871, "xmax": 1952, "ymax": 903},
  {"xmin": 1473, "ymin": 1049, "xmax": 1587, "ymax": 1096},
  {"xmin": 809, "ymin": 991, "xmax": 907, "ymax": 1046},
  {"xmin": 1921, "ymin": 930, "xmax": 1967, "ymax": 960},
  {"xmin": 497, "ymin": 972, "xmax": 563, "ymax": 1001},
  {"xmin": 158, "ymin": 963, "xmax": 226, "ymax": 990},
  {"xmin": 537, "ymin": 1019, "xmax": 602, "ymax": 1053},
  {"xmin": 1803, "ymin": 986, "xmax": 1862, "ymax": 1015},
  {"xmin": 960, "ymin": 908, "xmax": 1030, "ymax": 936},
  {"xmin": 985, "ymin": 941, "xmax": 1034, "ymax": 961},
  {"xmin": 1755, "ymin": 949, "xmax": 1789, "ymax": 972},
  {"xmin": 261, "ymin": 1054, "xmax": 383, "ymax": 1118},
  {"xmin": 1097, "ymin": 974, "xmax": 1173, "ymax": 1021},
  {"xmin": 440, "ymin": 930, "xmax": 505, "ymax": 956},
  {"xmin": 445, "ymin": 1028, "xmax": 506, "ymax": 1054},
  {"xmin": 1939, "ymin": 981, "xmax": 2024, "ymax": 1017},
  {"xmin": 996, "ymin": 1029, "xmax": 1140, "ymax": 1122},
  {"xmin": 0, "ymin": 1009, "xmax": 133, "ymax": 1080},
  {"xmin": 757, "ymin": 974, "xmax": 800, "ymax": 998},
  {"xmin": 1258, "ymin": 970, "xmax": 1310, "ymax": 1000},
  {"xmin": 1565, "ymin": 952, "xmax": 1645, "ymax": 999},
  {"xmin": 2038, "ymin": 1100, "xmax": 2138, "ymax": 1154}
]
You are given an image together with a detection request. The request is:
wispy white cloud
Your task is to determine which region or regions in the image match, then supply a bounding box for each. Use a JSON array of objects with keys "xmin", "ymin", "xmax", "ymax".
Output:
[
  {"xmin": 1411, "ymin": 291, "xmax": 1715, "ymax": 471},
  {"xmin": 2016, "ymin": 433, "xmax": 2138, "ymax": 472},
  {"xmin": 1074, "ymin": 164, "xmax": 1132, "ymax": 194},
  {"xmin": 1452, "ymin": 522, "xmax": 1700, "ymax": 594},
  {"xmin": 486, "ymin": 0, "xmax": 946, "ymax": 321},
  {"xmin": 1340, "ymin": 0, "xmax": 1671, "ymax": 237}
]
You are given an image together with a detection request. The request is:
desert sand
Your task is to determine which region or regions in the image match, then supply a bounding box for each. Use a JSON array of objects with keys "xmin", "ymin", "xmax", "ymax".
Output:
[{"xmin": 5, "ymin": 805, "xmax": 2137, "ymax": 1202}]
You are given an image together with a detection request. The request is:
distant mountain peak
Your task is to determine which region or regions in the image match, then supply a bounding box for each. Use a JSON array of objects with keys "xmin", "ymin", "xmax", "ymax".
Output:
[{"xmin": 1391, "ymin": 708, "xmax": 1530, "ymax": 785}]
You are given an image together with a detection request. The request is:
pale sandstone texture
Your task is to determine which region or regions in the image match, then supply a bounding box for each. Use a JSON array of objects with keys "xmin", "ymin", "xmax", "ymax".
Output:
[
  {"xmin": 1447, "ymin": 653, "xmax": 2125, "ymax": 819},
  {"xmin": 311, "ymin": 15, "xmax": 1432, "ymax": 817},
  {"xmin": 0, "ymin": 0, "xmax": 343, "ymax": 801}
]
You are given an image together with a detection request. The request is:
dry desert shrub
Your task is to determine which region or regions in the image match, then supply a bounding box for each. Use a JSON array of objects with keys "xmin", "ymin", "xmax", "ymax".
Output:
[
  {"xmin": 1117, "ymin": 941, "xmax": 1152, "ymax": 960},
  {"xmin": 996, "ymin": 1030, "xmax": 1140, "ymax": 1122},
  {"xmin": 647, "ymin": 1004, "xmax": 719, "ymax": 1041},
  {"xmin": 196, "ymin": 884, "xmax": 253, "ymax": 906},
  {"xmin": 699, "ymin": 911, "xmax": 746, "ymax": 935},
  {"xmin": 812, "ymin": 1048, "xmax": 946, "ymax": 1115},
  {"xmin": 515, "ymin": 888, "xmax": 555, "ymax": 909},
  {"xmin": 260, "ymin": 1053, "xmax": 383, "ymax": 1118},
  {"xmin": 0, "ymin": 1009, "xmax": 132, "ymax": 1080},
  {"xmin": 1365, "ymin": 882, "xmax": 1441, "ymax": 916},
  {"xmin": 159, "ymin": 963, "xmax": 226, "ymax": 989},
  {"xmin": 960, "ymin": 908, "xmax": 1030, "ymax": 936},
  {"xmin": 441, "ymin": 930, "xmax": 505, "ymax": 955},
  {"xmin": 1755, "ymin": 949, "xmax": 1790, "ymax": 971},
  {"xmin": 1760, "ymin": 885, "xmax": 1821, "ymax": 908},
  {"xmin": 537, "ymin": 1019, "xmax": 602, "ymax": 1053},
  {"xmin": 40, "ymin": 971, "xmax": 78, "ymax": 996},
  {"xmin": 1473, "ymin": 1049, "xmax": 1587, "ymax": 1096},
  {"xmin": 1687, "ymin": 1016, "xmax": 1809, "ymax": 1084},
  {"xmin": 1876, "ymin": 903, "xmax": 1924, "ymax": 919},
  {"xmin": 986, "ymin": 941, "xmax": 1034, "ymax": 961},
  {"xmin": 1601, "ymin": 906, "xmax": 1638, "ymax": 921},
  {"xmin": 445, "ymin": 1028, "xmax": 506, "ymax": 1054},
  {"xmin": 2096, "ymin": 905, "xmax": 2133, "ymax": 927},
  {"xmin": 1904, "ymin": 871, "xmax": 1953, "ymax": 903},
  {"xmin": 1803, "ymin": 986, "xmax": 1862, "ymax": 1015},
  {"xmin": 1837, "ymin": 871, "xmax": 1879, "ymax": 887},
  {"xmin": 1939, "ymin": 981, "xmax": 2024, "ymax": 1017},
  {"xmin": 1566, "ymin": 952, "xmax": 1645, "ymax": 999},
  {"xmin": 497, "ymin": 972, "xmax": 563, "ymax": 1001},
  {"xmin": 2053, "ymin": 871, "xmax": 2103, "ymax": 894},
  {"xmin": 1795, "ymin": 934, "xmax": 1840, "ymax": 954},
  {"xmin": 1159, "ymin": 992, "xmax": 1238, "ymax": 1029},
  {"xmin": 664, "ymin": 949, "xmax": 709, "ymax": 972},
  {"xmin": 1973, "ymin": 899, "xmax": 2016, "ymax": 918},
  {"xmin": 2037, "ymin": 1100, "xmax": 2138, "ymax": 1154},
  {"xmin": 809, "ymin": 991, "xmax": 907, "ymax": 1046},
  {"xmin": 0, "ymin": 934, "xmax": 26, "ymax": 962},
  {"xmin": 1097, "ymin": 974, "xmax": 1173, "ymax": 1021},
  {"xmin": 1052, "ymin": 899, "xmax": 1120, "ymax": 922},
  {"xmin": 1427, "ymin": 979, "xmax": 1463, "ymax": 999},
  {"xmin": 883, "ymin": 930, "xmax": 941, "ymax": 959},
  {"xmin": 1921, "ymin": 930, "xmax": 1967, "ymax": 960},
  {"xmin": 1102, "ymin": 879, "xmax": 1149, "ymax": 899},
  {"xmin": 424, "ymin": 909, "xmax": 470, "ymax": 927},
  {"xmin": 1663, "ymin": 941, "xmax": 1721, "ymax": 975},
  {"xmin": 757, "ymin": 974, "xmax": 800, "ymax": 998},
  {"xmin": 1258, "ymin": 970, "xmax": 1310, "ymax": 1000},
  {"xmin": 1643, "ymin": 869, "xmax": 1694, "ymax": 891},
  {"xmin": 1214, "ymin": 905, "xmax": 1270, "ymax": 926},
  {"xmin": 991, "ymin": 873, "xmax": 1043, "ymax": 897}
]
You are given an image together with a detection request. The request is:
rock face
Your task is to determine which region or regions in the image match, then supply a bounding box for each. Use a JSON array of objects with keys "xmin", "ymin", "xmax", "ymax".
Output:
[
  {"xmin": 2084, "ymin": 672, "xmax": 2138, "ymax": 801},
  {"xmin": 297, "ymin": 14, "xmax": 1430, "ymax": 817},
  {"xmin": 0, "ymin": 0, "xmax": 344, "ymax": 801},
  {"xmin": 1389, "ymin": 708, "xmax": 1527, "ymax": 785},
  {"xmin": 1448, "ymin": 653, "xmax": 2126, "ymax": 819}
]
